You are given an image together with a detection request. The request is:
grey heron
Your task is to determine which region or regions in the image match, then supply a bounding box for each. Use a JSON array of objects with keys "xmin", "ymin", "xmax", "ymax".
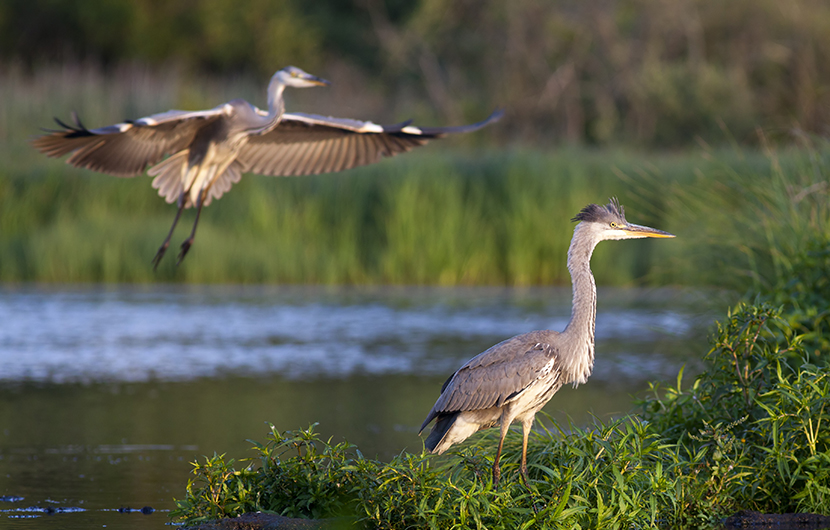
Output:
[
  {"xmin": 31, "ymin": 66, "xmax": 502, "ymax": 268},
  {"xmin": 419, "ymin": 199, "xmax": 674, "ymax": 486}
]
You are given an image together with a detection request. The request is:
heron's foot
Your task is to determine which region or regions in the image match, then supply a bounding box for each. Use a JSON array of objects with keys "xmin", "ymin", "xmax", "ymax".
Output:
[
  {"xmin": 177, "ymin": 238, "xmax": 194, "ymax": 266},
  {"xmin": 492, "ymin": 463, "xmax": 501, "ymax": 488},
  {"xmin": 519, "ymin": 464, "xmax": 542, "ymax": 513},
  {"xmin": 152, "ymin": 242, "xmax": 170, "ymax": 270}
]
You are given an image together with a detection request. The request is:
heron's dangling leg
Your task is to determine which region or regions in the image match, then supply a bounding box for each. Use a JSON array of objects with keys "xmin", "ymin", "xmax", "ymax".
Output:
[
  {"xmin": 152, "ymin": 193, "xmax": 186, "ymax": 270},
  {"xmin": 177, "ymin": 189, "xmax": 206, "ymax": 265}
]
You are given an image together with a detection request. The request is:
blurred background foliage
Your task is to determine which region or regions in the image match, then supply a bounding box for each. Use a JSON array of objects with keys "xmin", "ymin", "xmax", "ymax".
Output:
[
  {"xmin": 2, "ymin": 0, "xmax": 830, "ymax": 146},
  {"xmin": 1, "ymin": 0, "xmax": 829, "ymax": 286}
]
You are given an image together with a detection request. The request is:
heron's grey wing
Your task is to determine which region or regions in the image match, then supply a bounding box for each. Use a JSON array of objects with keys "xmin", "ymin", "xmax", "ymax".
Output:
[
  {"xmin": 392, "ymin": 108, "xmax": 503, "ymax": 136},
  {"xmin": 31, "ymin": 109, "xmax": 225, "ymax": 177},
  {"xmin": 237, "ymin": 109, "xmax": 503, "ymax": 177},
  {"xmin": 419, "ymin": 338, "xmax": 558, "ymax": 432}
]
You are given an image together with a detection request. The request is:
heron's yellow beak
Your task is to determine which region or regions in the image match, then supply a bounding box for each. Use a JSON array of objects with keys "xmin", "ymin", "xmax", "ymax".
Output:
[
  {"xmin": 623, "ymin": 224, "xmax": 675, "ymax": 238},
  {"xmin": 304, "ymin": 75, "xmax": 330, "ymax": 87}
]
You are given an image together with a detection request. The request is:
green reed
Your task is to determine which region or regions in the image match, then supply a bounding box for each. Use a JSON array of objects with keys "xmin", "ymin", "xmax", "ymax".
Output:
[{"xmin": 2, "ymin": 146, "xmax": 809, "ymax": 287}]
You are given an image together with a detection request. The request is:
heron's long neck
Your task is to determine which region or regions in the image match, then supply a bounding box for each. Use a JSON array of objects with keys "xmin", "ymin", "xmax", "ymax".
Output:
[
  {"xmin": 266, "ymin": 81, "xmax": 286, "ymax": 124},
  {"xmin": 561, "ymin": 225, "xmax": 598, "ymax": 384}
]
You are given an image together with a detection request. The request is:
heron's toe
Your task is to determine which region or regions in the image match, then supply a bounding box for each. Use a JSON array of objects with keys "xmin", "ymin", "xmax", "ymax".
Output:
[
  {"xmin": 151, "ymin": 243, "xmax": 170, "ymax": 270},
  {"xmin": 177, "ymin": 239, "xmax": 194, "ymax": 265}
]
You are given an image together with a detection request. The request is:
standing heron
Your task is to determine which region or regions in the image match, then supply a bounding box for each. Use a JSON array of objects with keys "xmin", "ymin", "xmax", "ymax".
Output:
[
  {"xmin": 419, "ymin": 199, "xmax": 674, "ymax": 486},
  {"xmin": 31, "ymin": 66, "xmax": 502, "ymax": 268}
]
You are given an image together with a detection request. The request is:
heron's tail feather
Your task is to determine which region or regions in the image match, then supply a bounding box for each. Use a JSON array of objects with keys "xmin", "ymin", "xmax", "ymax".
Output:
[
  {"xmin": 424, "ymin": 412, "xmax": 459, "ymax": 453},
  {"xmin": 149, "ymin": 152, "xmax": 188, "ymax": 204}
]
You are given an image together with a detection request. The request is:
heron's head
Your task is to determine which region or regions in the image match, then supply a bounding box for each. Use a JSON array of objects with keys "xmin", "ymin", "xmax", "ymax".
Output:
[
  {"xmin": 571, "ymin": 198, "xmax": 675, "ymax": 242},
  {"xmin": 273, "ymin": 66, "xmax": 330, "ymax": 88}
]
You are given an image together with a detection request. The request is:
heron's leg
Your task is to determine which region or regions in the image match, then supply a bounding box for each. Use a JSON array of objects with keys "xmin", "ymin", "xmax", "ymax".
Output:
[
  {"xmin": 152, "ymin": 193, "xmax": 186, "ymax": 270},
  {"xmin": 492, "ymin": 435, "xmax": 504, "ymax": 487},
  {"xmin": 521, "ymin": 417, "xmax": 542, "ymax": 515},
  {"xmin": 177, "ymin": 189, "xmax": 205, "ymax": 265},
  {"xmin": 492, "ymin": 419, "xmax": 511, "ymax": 487},
  {"xmin": 520, "ymin": 417, "xmax": 534, "ymax": 487}
]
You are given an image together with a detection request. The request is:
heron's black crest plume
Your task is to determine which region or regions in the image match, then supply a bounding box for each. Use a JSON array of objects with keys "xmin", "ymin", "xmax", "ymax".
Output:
[{"xmin": 571, "ymin": 197, "xmax": 626, "ymax": 224}]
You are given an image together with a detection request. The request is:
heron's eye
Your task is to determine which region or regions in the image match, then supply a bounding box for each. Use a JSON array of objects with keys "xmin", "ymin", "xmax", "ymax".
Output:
[{"xmin": 610, "ymin": 222, "xmax": 618, "ymax": 228}]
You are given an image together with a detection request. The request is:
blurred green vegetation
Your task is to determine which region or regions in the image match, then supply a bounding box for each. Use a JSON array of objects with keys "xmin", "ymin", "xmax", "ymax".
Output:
[
  {"xmin": 2, "ymin": 5, "xmax": 829, "ymax": 286},
  {"xmin": 3, "ymin": 138, "xmax": 828, "ymax": 288},
  {"xmin": 2, "ymin": 0, "xmax": 830, "ymax": 146}
]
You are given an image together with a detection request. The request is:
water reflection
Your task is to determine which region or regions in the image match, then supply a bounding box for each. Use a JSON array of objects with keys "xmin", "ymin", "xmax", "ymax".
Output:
[{"xmin": 0, "ymin": 284, "xmax": 719, "ymax": 530}]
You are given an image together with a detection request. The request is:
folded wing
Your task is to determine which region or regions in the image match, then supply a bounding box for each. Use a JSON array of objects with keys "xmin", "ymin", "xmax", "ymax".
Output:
[{"xmin": 419, "ymin": 336, "xmax": 558, "ymax": 432}]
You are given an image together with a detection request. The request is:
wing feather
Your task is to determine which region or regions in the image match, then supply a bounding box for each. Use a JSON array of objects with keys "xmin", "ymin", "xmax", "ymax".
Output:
[
  {"xmin": 238, "ymin": 110, "xmax": 502, "ymax": 177},
  {"xmin": 204, "ymin": 161, "xmax": 244, "ymax": 206},
  {"xmin": 149, "ymin": 151, "xmax": 189, "ymax": 204},
  {"xmin": 286, "ymin": 138, "xmax": 316, "ymax": 175},
  {"xmin": 430, "ymin": 333, "xmax": 559, "ymax": 416},
  {"xmin": 310, "ymin": 138, "xmax": 330, "ymax": 173},
  {"xmin": 31, "ymin": 110, "xmax": 225, "ymax": 177},
  {"xmin": 329, "ymin": 135, "xmax": 348, "ymax": 172}
]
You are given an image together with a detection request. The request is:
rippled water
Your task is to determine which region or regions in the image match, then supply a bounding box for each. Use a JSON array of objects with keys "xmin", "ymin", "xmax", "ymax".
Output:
[
  {"xmin": 0, "ymin": 284, "xmax": 717, "ymax": 529},
  {"xmin": 0, "ymin": 285, "xmax": 709, "ymax": 383}
]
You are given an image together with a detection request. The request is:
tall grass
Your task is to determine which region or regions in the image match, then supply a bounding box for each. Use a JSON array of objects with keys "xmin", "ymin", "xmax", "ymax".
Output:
[
  {"xmin": 659, "ymin": 134, "xmax": 830, "ymax": 293},
  {"xmin": 0, "ymin": 148, "xmax": 729, "ymax": 285},
  {"xmin": 4, "ymin": 144, "xmax": 823, "ymax": 287}
]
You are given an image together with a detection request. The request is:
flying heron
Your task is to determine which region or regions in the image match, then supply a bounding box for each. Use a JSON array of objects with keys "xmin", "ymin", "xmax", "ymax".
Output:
[
  {"xmin": 419, "ymin": 199, "xmax": 674, "ymax": 486},
  {"xmin": 31, "ymin": 66, "xmax": 502, "ymax": 268}
]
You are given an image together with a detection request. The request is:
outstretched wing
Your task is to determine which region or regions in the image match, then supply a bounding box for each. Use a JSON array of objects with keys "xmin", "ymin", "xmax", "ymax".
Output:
[
  {"xmin": 237, "ymin": 109, "xmax": 503, "ymax": 177},
  {"xmin": 30, "ymin": 108, "xmax": 225, "ymax": 177},
  {"xmin": 419, "ymin": 333, "xmax": 559, "ymax": 432}
]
